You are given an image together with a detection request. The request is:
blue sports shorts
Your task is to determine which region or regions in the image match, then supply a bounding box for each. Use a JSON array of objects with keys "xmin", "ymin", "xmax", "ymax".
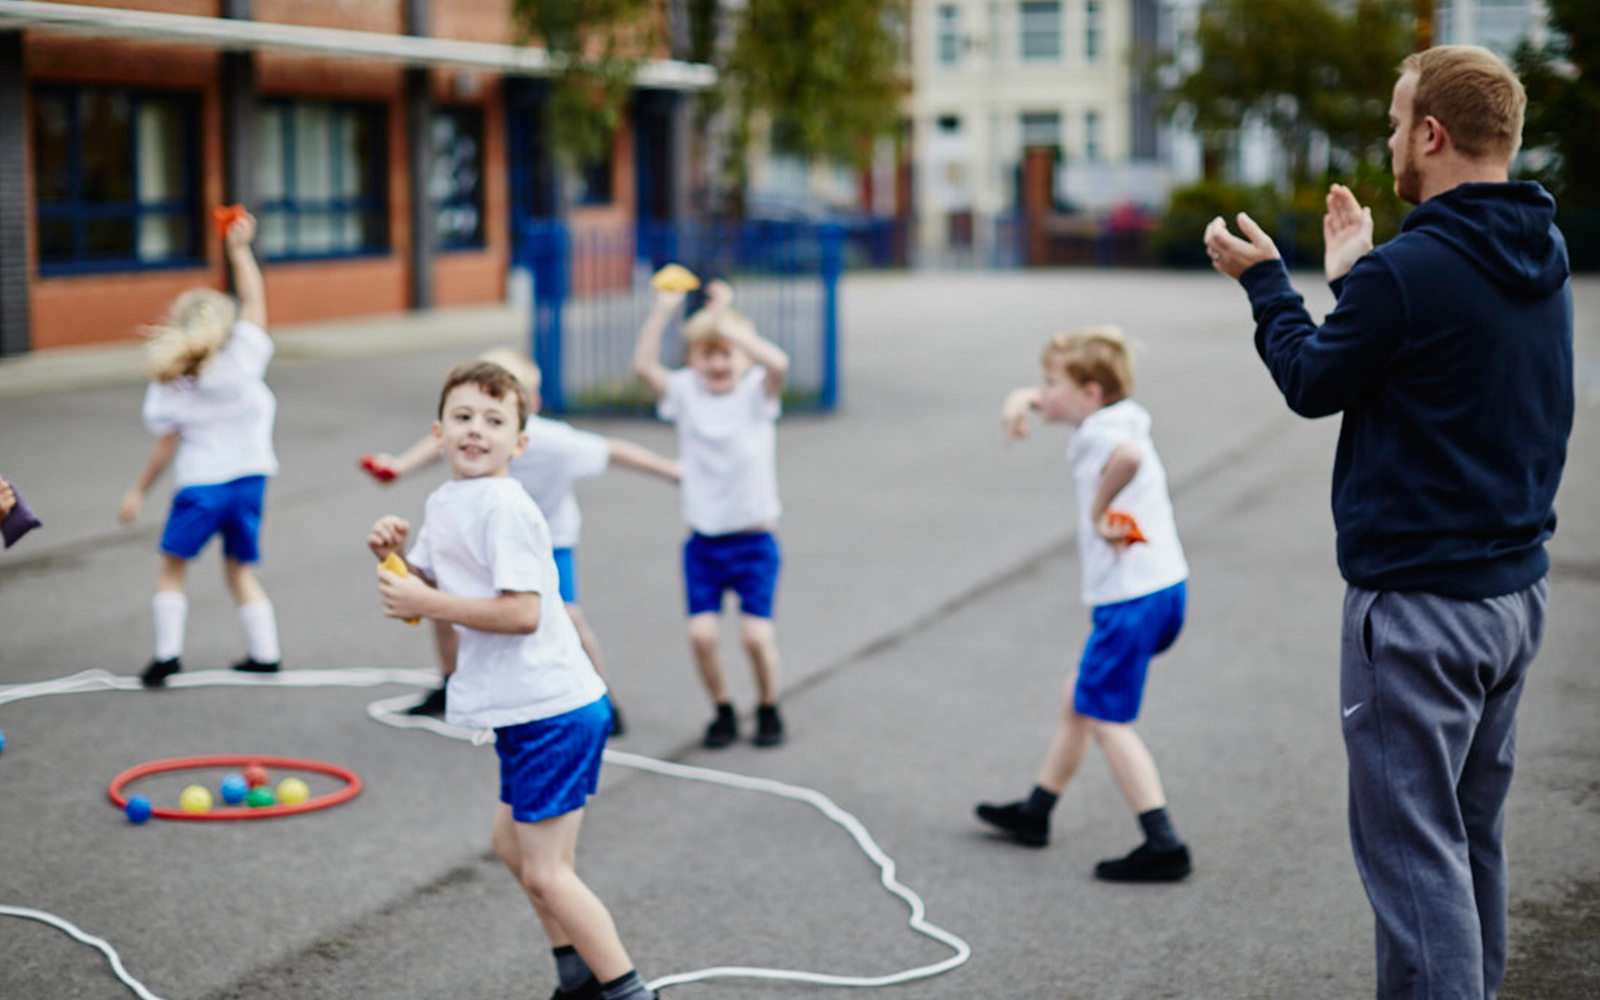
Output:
[
  {"xmin": 495, "ymin": 696, "xmax": 612, "ymax": 823},
  {"xmin": 1074, "ymin": 581, "xmax": 1186, "ymax": 723},
  {"xmin": 160, "ymin": 475, "xmax": 268, "ymax": 563},
  {"xmin": 552, "ymin": 547, "xmax": 578, "ymax": 603},
  {"xmin": 683, "ymin": 531, "xmax": 781, "ymax": 618}
]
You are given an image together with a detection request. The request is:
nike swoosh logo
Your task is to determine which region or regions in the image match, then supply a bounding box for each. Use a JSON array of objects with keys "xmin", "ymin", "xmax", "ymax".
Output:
[{"xmin": 1343, "ymin": 702, "xmax": 1365, "ymax": 719}]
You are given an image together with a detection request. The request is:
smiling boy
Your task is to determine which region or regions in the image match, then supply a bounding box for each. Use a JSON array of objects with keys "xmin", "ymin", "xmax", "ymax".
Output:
[{"xmin": 367, "ymin": 361, "xmax": 658, "ymax": 1000}]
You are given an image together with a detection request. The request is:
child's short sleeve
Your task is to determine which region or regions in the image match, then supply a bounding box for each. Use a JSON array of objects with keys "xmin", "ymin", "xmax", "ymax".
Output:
[
  {"xmin": 225, "ymin": 321, "xmax": 274, "ymax": 377},
  {"xmin": 744, "ymin": 365, "xmax": 781, "ymax": 421},
  {"xmin": 484, "ymin": 501, "xmax": 550, "ymax": 595},
  {"xmin": 1067, "ymin": 419, "xmax": 1121, "ymax": 478},
  {"xmin": 657, "ymin": 368, "xmax": 696, "ymax": 423},
  {"xmin": 141, "ymin": 383, "xmax": 179, "ymax": 437},
  {"xmin": 405, "ymin": 520, "xmax": 435, "ymax": 579}
]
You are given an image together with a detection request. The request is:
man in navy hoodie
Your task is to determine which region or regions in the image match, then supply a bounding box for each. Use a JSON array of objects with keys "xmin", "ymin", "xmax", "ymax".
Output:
[{"xmin": 1203, "ymin": 45, "xmax": 1573, "ymax": 1000}]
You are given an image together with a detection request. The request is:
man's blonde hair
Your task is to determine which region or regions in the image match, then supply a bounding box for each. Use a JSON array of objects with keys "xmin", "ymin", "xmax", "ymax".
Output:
[
  {"xmin": 1402, "ymin": 45, "xmax": 1526, "ymax": 160},
  {"xmin": 437, "ymin": 360, "xmax": 529, "ymax": 426},
  {"xmin": 142, "ymin": 288, "xmax": 238, "ymax": 383},
  {"xmin": 1042, "ymin": 325, "xmax": 1133, "ymax": 403}
]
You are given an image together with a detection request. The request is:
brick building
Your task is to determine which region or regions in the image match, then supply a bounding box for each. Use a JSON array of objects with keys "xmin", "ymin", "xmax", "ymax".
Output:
[{"xmin": 0, "ymin": 0, "xmax": 710, "ymax": 354}]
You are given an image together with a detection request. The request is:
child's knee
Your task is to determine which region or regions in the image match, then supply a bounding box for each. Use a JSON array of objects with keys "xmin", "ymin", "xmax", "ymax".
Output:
[{"xmin": 686, "ymin": 614, "xmax": 719, "ymax": 650}]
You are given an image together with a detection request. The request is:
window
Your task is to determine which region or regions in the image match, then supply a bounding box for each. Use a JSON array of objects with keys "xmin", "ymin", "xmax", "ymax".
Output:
[
  {"xmin": 1020, "ymin": 111, "xmax": 1061, "ymax": 149},
  {"xmin": 937, "ymin": 4, "xmax": 961, "ymax": 66},
  {"xmin": 32, "ymin": 86, "xmax": 200, "ymax": 273},
  {"xmin": 431, "ymin": 107, "xmax": 484, "ymax": 249},
  {"xmin": 575, "ymin": 152, "xmax": 613, "ymax": 206},
  {"xmin": 1085, "ymin": 0, "xmax": 1102, "ymax": 60},
  {"xmin": 1085, "ymin": 109, "xmax": 1102, "ymax": 162},
  {"xmin": 256, "ymin": 100, "xmax": 386, "ymax": 259},
  {"xmin": 1019, "ymin": 1, "xmax": 1061, "ymax": 61}
]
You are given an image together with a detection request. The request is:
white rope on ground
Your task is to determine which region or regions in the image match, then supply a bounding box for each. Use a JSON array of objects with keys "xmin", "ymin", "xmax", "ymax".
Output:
[
  {"xmin": 0, "ymin": 905, "xmax": 166, "ymax": 1000},
  {"xmin": 2, "ymin": 668, "xmax": 971, "ymax": 995}
]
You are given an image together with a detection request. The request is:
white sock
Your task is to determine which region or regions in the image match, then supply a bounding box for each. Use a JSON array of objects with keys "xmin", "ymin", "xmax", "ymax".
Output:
[
  {"xmin": 237, "ymin": 599, "xmax": 280, "ymax": 664},
  {"xmin": 152, "ymin": 591, "xmax": 187, "ymax": 661}
]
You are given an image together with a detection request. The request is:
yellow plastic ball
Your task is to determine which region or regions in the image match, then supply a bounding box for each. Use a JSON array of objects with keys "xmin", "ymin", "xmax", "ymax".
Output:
[
  {"xmin": 179, "ymin": 784, "xmax": 213, "ymax": 814},
  {"xmin": 276, "ymin": 777, "xmax": 310, "ymax": 806}
]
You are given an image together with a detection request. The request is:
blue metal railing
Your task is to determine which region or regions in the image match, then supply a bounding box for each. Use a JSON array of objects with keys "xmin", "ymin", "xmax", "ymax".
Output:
[{"xmin": 520, "ymin": 220, "xmax": 844, "ymax": 416}]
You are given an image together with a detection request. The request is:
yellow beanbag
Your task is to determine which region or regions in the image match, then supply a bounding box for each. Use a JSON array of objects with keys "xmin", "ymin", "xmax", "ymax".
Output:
[
  {"xmin": 378, "ymin": 552, "xmax": 421, "ymax": 625},
  {"xmin": 650, "ymin": 263, "xmax": 700, "ymax": 292}
]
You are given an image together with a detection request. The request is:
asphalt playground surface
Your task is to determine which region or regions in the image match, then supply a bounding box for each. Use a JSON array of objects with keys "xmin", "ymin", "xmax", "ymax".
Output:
[{"xmin": 1, "ymin": 268, "xmax": 1597, "ymax": 1000}]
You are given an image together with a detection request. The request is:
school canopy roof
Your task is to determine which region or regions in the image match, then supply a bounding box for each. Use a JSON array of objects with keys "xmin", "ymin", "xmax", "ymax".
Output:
[{"xmin": 0, "ymin": 0, "xmax": 717, "ymax": 91}]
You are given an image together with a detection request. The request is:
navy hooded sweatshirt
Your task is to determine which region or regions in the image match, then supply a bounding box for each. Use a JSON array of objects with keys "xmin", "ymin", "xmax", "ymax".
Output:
[{"xmin": 1240, "ymin": 181, "xmax": 1573, "ymax": 599}]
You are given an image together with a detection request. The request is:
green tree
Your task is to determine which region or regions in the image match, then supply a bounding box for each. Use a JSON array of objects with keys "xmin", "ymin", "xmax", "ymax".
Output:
[
  {"xmin": 1514, "ymin": 0, "xmax": 1600, "ymax": 209},
  {"xmin": 1165, "ymin": 0, "xmax": 1411, "ymax": 187}
]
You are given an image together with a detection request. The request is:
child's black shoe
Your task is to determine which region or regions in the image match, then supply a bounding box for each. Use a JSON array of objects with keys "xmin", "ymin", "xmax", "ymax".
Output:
[
  {"xmin": 609, "ymin": 703, "xmax": 626, "ymax": 738},
  {"xmin": 974, "ymin": 800, "xmax": 1049, "ymax": 847},
  {"xmin": 548, "ymin": 975, "xmax": 602, "ymax": 999},
  {"xmin": 702, "ymin": 703, "xmax": 737, "ymax": 748},
  {"xmin": 232, "ymin": 657, "xmax": 280, "ymax": 674},
  {"xmin": 753, "ymin": 704, "xmax": 785, "ymax": 747},
  {"xmin": 141, "ymin": 657, "xmax": 181, "ymax": 688},
  {"xmin": 1094, "ymin": 842, "xmax": 1192, "ymax": 882},
  {"xmin": 405, "ymin": 683, "xmax": 447, "ymax": 717}
]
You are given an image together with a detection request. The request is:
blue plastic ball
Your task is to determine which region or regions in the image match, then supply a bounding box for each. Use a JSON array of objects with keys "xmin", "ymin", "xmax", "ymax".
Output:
[
  {"xmin": 125, "ymin": 796, "xmax": 152, "ymax": 825},
  {"xmin": 219, "ymin": 773, "xmax": 249, "ymax": 805}
]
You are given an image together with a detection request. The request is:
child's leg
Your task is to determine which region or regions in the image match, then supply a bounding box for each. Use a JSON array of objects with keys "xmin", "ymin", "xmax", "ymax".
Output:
[
  {"xmin": 1036, "ymin": 679, "xmax": 1095, "ymax": 794},
  {"xmin": 686, "ymin": 612, "xmax": 728, "ymax": 703},
  {"xmin": 737, "ymin": 615, "xmax": 780, "ymax": 705},
  {"xmin": 1091, "ymin": 721, "xmax": 1166, "ymax": 813},
  {"xmin": 151, "ymin": 554, "xmax": 190, "ymax": 661},
  {"xmin": 491, "ymin": 804, "xmax": 635, "ymax": 982},
  {"xmin": 224, "ymin": 558, "xmax": 280, "ymax": 667}
]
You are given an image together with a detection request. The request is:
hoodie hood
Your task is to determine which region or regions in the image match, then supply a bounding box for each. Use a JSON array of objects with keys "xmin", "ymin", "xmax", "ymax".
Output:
[{"xmin": 1402, "ymin": 181, "xmax": 1569, "ymax": 298}]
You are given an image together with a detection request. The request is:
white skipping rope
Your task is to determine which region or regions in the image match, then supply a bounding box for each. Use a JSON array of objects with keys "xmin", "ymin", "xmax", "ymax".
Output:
[{"xmin": 3, "ymin": 668, "xmax": 971, "ymax": 997}]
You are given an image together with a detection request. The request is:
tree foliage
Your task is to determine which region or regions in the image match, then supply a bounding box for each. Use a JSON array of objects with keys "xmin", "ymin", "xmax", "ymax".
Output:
[
  {"xmin": 1165, "ymin": 0, "xmax": 1412, "ymax": 186},
  {"xmin": 1513, "ymin": 0, "xmax": 1600, "ymax": 208},
  {"xmin": 512, "ymin": 0, "xmax": 658, "ymax": 167}
]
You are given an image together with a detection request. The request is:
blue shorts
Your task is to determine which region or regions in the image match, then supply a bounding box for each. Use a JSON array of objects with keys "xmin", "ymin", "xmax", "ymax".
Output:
[
  {"xmin": 1074, "ymin": 581, "xmax": 1186, "ymax": 723},
  {"xmin": 552, "ymin": 547, "xmax": 578, "ymax": 603},
  {"xmin": 159, "ymin": 476, "xmax": 267, "ymax": 563},
  {"xmin": 683, "ymin": 531, "xmax": 781, "ymax": 618},
  {"xmin": 494, "ymin": 696, "xmax": 612, "ymax": 823}
]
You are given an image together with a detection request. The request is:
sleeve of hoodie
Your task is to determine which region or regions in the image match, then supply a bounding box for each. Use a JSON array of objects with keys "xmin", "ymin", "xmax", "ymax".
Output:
[{"xmin": 1239, "ymin": 256, "xmax": 1407, "ymax": 418}]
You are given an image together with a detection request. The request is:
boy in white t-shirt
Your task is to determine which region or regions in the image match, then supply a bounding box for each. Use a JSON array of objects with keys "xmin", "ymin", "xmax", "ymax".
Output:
[
  {"xmin": 633, "ymin": 280, "xmax": 790, "ymax": 748},
  {"xmin": 118, "ymin": 211, "xmax": 282, "ymax": 687},
  {"xmin": 367, "ymin": 360, "xmax": 658, "ymax": 1000},
  {"xmin": 360, "ymin": 348, "xmax": 678, "ymax": 725},
  {"xmin": 975, "ymin": 326, "xmax": 1194, "ymax": 882}
]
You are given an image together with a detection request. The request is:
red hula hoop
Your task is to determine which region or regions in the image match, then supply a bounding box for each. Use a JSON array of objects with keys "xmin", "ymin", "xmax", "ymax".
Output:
[{"xmin": 108, "ymin": 754, "xmax": 362, "ymax": 821}]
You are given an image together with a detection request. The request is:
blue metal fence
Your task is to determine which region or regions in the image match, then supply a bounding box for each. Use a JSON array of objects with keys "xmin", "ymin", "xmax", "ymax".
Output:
[{"xmin": 520, "ymin": 220, "xmax": 844, "ymax": 416}]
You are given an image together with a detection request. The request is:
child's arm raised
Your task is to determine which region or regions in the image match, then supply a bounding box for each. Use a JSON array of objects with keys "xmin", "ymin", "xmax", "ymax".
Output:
[
  {"xmin": 633, "ymin": 289, "xmax": 682, "ymax": 399},
  {"xmin": 606, "ymin": 437, "xmax": 681, "ymax": 483},
  {"xmin": 1090, "ymin": 442, "xmax": 1143, "ymax": 544},
  {"xmin": 1002, "ymin": 387, "xmax": 1041, "ymax": 442},
  {"xmin": 224, "ymin": 213, "xmax": 266, "ymax": 330},
  {"xmin": 720, "ymin": 312, "xmax": 790, "ymax": 398},
  {"xmin": 362, "ymin": 431, "xmax": 442, "ymax": 484},
  {"xmin": 118, "ymin": 432, "xmax": 180, "ymax": 525}
]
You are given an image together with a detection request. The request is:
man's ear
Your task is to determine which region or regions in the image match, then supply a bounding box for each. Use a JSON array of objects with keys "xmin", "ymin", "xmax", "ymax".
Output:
[{"xmin": 1421, "ymin": 115, "xmax": 1449, "ymax": 156}]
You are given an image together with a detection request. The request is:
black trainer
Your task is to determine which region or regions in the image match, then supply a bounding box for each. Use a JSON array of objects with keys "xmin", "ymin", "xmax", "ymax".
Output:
[
  {"xmin": 548, "ymin": 976, "xmax": 602, "ymax": 1000},
  {"xmin": 140, "ymin": 657, "xmax": 182, "ymax": 689},
  {"xmin": 974, "ymin": 800, "xmax": 1049, "ymax": 847},
  {"xmin": 232, "ymin": 657, "xmax": 280, "ymax": 674},
  {"xmin": 609, "ymin": 702, "xmax": 626, "ymax": 738},
  {"xmin": 1094, "ymin": 842, "xmax": 1192, "ymax": 882},
  {"xmin": 702, "ymin": 703, "xmax": 737, "ymax": 748},
  {"xmin": 753, "ymin": 704, "xmax": 785, "ymax": 747},
  {"xmin": 405, "ymin": 684, "xmax": 447, "ymax": 718}
]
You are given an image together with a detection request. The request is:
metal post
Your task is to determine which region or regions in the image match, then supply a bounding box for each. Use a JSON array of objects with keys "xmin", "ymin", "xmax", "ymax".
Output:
[
  {"xmin": 527, "ymin": 222, "xmax": 568, "ymax": 413},
  {"xmin": 818, "ymin": 223, "xmax": 844, "ymax": 411},
  {"xmin": 405, "ymin": 0, "xmax": 432, "ymax": 310}
]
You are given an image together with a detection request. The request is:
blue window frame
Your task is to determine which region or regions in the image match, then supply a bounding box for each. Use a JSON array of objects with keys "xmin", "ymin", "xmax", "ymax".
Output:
[
  {"xmin": 32, "ymin": 85, "xmax": 201, "ymax": 274},
  {"xmin": 256, "ymin": 99, "xmax": 387, "ymax": 260},
  {"xmin": 431, "ymin": 106, "xmax": 485, "ymax": 250}
]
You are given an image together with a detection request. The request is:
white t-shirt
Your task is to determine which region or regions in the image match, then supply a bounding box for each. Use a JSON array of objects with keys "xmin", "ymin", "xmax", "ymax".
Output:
[
  {"xmin": 141, "ymin": 321, "xmax": 278, "ymax": 488},
  {"xmin": 1066, "ymin": 400, "xmax": 1189, "ymax": 607},
  {"xmin": 509, "ymin": 416, "xmax": 610, "ymax": 549},
  {"xmin": 405, "ymin": 476, "xmax": 606, "ymax": 730},
  {"xmin": 658, "ymin": 366, "xmax": 781, "ymax": 536}
]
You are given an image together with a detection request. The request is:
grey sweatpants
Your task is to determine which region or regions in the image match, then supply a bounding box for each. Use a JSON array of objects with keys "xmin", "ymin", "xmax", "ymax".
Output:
[{"xmin": 1340, "ymin": 578, "xmax": 1548, "ymax": 1000}]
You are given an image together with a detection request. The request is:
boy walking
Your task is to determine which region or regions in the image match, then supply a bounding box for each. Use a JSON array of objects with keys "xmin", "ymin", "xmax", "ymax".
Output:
[
  {"xmin": 976, "ymin": 326, "xmax": 1193, "ymax": 882},
  {"xmin": 368, "ymin": 360, "xmax": 657, "ymax": 1000},
  {"xmin": 633, "ymin": 279, "xmax": 790, "ymax": 748}
]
